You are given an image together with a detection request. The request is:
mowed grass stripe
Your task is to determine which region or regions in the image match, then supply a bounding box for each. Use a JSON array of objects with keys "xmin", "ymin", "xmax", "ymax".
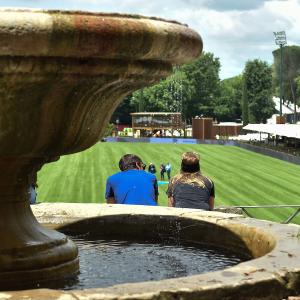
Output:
[
  {"xmin": 196, "ymin": 146, "xmax": 264, "ymax": 204},
  {"xmin": 203, "ymin": 145, "xmax": 300, "ymax": 221},
  {"xmin": 202, "ymin": 146, "xmax": 299, "ymax": 204},
  {"xmin": 37, "ymin": 142, "xmax": 300, "ymax": 223},
  {"xmin": 190, "ymin": 145, "xmax": 300, "ymax": 222}
]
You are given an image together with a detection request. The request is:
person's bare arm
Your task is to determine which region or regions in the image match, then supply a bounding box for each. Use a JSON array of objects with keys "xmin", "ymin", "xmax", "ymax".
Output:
[
  {"xmin": 168, "ymin": 196, "xmax": 174, "ymax": 207},
  {"xmin": 208, "ymin": 196, "xmax": 214, "ymax": 211},
  {"xmin": 107, "ymin": 197, "xmax": 116, "ymax": 204}
]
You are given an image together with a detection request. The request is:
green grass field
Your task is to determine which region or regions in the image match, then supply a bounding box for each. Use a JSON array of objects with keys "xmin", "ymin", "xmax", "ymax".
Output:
[{"xmin": 37, "ymin": 142, "xmax": 300, "ymax": 223}]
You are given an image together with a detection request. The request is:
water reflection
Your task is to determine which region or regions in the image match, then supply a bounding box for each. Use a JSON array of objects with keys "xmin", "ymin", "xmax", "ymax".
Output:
[{"xmin": 61, "ymin": 236, "xmax": 247, "ymax": 290}]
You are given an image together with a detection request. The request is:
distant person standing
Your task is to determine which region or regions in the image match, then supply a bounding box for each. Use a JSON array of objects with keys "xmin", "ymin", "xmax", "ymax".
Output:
[
  {"xmin": 105, "ymin": 154, "xmax": 158, "ymax": 206},
  {"xmin": 160, "ymin": 164, "xmax": 166, "ymax": 180},
  {"xmin": 28, "ymin": 172, "xmax": 38, "ymax": 204},
  {"xmin": 148, "ymin": 163, "xmax": 157, "ymax": 175},
  {"xmin": 165, "ymin": 162, "xmax": 172, "ymax": 180},
  {"xmin": 28, "ymin": 183, "xmax": 37, "ymax": 204},
  {"xmin": 167, "ymin": 152, "xmax": 214, "ymax": 210}
]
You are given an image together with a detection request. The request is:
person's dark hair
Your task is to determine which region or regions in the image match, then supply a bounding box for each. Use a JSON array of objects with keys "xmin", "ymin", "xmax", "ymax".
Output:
[
  {"xmin": 119, "ymin": 154, "xmax": 144, "ymax": 171},
  {"xmin": 181, "ymin": 152, "xmax": 200, "ymax": 173}
]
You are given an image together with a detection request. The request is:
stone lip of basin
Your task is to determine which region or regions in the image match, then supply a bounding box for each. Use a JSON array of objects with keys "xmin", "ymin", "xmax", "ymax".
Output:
[{"xmin": 5, "ymin": 203, "xmax": 299, "ymax": 300}]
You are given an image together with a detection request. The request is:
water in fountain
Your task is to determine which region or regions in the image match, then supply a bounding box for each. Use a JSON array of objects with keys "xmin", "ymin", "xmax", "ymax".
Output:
[
  {"xmin": 7, "ymin": 233, "xmax": 249, "ymax": 291},
  {"xmin": 65, "ymin": 235, "xmax": 248, "ymax": 290}
]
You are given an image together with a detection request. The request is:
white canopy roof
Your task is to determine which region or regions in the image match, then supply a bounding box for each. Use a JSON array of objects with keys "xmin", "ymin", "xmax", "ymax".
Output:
[{"xmin": 243, "ymin": 124, "xmax": 300, "ymax": 139}]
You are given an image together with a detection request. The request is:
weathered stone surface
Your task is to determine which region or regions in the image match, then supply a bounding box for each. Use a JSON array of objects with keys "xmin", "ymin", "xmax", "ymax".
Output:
[
  {"xmin": 215, "ymin": 205, "xmax": 244, "ymax": 215},
  {"xmin": 0, "ymin": 9, "xmax": 202, "ymax": 288},
  {"xmin": 3, "ymin": 203, "xmax": 295, "ymax": 300}
]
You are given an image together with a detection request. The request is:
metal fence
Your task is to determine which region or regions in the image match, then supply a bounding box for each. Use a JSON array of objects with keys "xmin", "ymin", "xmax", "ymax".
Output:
[{"xmin": 232, "ymin": 205, "xmax": 300, "ymax": 224}]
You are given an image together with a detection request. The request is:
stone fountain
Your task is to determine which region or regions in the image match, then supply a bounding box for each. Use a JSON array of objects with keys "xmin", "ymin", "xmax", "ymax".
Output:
[{"xmin": 0, "ymin": 8, "xmax": 202, "ymax": 289}]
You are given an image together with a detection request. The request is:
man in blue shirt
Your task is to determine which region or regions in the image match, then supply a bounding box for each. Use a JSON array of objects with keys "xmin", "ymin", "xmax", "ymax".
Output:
[{"xmin": 105, "ymin": 154, "xmax": 158, "ymax": 206}]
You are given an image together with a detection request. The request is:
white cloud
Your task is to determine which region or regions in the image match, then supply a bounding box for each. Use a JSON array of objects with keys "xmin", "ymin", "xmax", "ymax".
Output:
[
  {"xmin": 1, "ymin": 0, "xmax": 300, "ymax": 78},
  {"xmin": 169, "ymin": 0, "xmax": 300, "ymax": 78}
]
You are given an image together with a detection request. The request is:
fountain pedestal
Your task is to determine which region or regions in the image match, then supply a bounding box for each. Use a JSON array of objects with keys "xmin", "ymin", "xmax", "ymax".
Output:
[
  {"xmin": 0, "ymin": 156, "xmax": 78, "ymax": 288},
  {"xmin": 0, "ymin": 9, "xmax": 202, "ymax": 288}
]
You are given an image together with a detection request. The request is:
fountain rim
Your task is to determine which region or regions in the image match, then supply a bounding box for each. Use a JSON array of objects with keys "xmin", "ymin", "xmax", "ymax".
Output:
[
  {"xmin": 0, "ymin": 7, "xmax": 187, "ymax": 26},
  {"xmin": 0, "ymin": 8, "xmax": 202, "ymax": 64},
  {"xmin": 16, "ymin": 203, "xmax": 300, "ymax": 299}
]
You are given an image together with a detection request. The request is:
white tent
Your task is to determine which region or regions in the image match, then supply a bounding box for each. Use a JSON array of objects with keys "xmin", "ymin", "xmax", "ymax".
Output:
[{"xmin": 243, "ymin": 124, "xmax": 300, "ymax": 139}]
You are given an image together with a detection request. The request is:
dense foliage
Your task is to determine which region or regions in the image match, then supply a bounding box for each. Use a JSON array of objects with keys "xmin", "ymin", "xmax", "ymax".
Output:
[
  {"xmin": 273, "ymin": 45, "xmax": 300, "ymax": 106},
  {"xmin": 112, "ymin": 51, "xmax": 277, "ymax": 125},
  {"xmin": 214, "ymin": 76, "xmax": 243, "ymax": 122},
  {"xmin": 130, "ymin": 69, "xmax": 195, "ymax": 119},
  {"xmin": 111, "ymin": 95, "xmax": 133, "ymax": 125},
  {"xmin": 180, "ymin": 52, "xmax": 221, "ymax": 120},
  {"xmin": 112, "ymin": 52, "xmax": 225, "ymax": 124},
  {"xmin": 242, "ymin": 59, "xmax": 274, "ymax": 124}
]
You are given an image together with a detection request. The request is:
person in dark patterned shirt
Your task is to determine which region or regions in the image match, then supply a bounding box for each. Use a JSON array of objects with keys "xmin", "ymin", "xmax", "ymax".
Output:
[{"xmin": 167, "ymin": 152, "xmax": 214, "ymax": 210}]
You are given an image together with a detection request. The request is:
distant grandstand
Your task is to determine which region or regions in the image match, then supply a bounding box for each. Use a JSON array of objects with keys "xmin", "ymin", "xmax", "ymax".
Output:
[{"xmin": 131, "ymin": 112, "xmax": 184, "ymax": 137}]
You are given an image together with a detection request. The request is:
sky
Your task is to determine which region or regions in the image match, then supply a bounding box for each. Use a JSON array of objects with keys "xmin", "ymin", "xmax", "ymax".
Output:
[{"xmin": 1, "ymin": 0, "xmax": 299, "ymax": 79}]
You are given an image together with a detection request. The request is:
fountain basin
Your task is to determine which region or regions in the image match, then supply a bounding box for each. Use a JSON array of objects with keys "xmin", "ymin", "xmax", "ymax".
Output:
[
  {"xmin": 2, "ymin": 203, "xmax": 299, "ymax": 300},
  {"xmin": 0, "ymin": 9, "xmax": 202, "ymax": 286}
]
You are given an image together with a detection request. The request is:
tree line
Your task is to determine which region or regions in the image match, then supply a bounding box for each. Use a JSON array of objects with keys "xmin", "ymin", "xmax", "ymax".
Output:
[{"xmin": 112, "ymin": 45, "xmax": 300, "ymax": 125}]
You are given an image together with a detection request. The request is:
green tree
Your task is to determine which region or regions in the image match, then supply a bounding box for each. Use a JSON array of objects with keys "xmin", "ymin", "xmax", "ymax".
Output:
[
  {"xmin": 295, "ymin": 75, "xmax": 300, "ymax": 102},
  {"xmin": 273, "ymin": 45, "xmax": 300, "ymax": 107},
  {"xmin": 181, "ymin": 52, "xmax": 221, "ymax": 120},
  {"xmin": 243, "ymin": 59, "xmax": 274, "ymax": 123},
  {"xmin": 242, "ymin": 78, "xmax": 249, "ymax": 125},
  {"xmin": 111, "ymin": 95, "xmax": 135, "ymax": 125},
  {"xmin": 214, "ymin": 75, "xmax": 243, "ymax": 122},
  {"xmin": 130, "ymin": 69, "xmax": 194, "ymax": 119},
  {"xmin": 112, "ymin": 52, "xmax": 221, "ymax": 124}
]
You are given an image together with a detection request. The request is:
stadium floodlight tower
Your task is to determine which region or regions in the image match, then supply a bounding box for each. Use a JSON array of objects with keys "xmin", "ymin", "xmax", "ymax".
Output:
[{"xmin": 273, "ymin": 31, "xmax": 287, "ymax": 117}]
